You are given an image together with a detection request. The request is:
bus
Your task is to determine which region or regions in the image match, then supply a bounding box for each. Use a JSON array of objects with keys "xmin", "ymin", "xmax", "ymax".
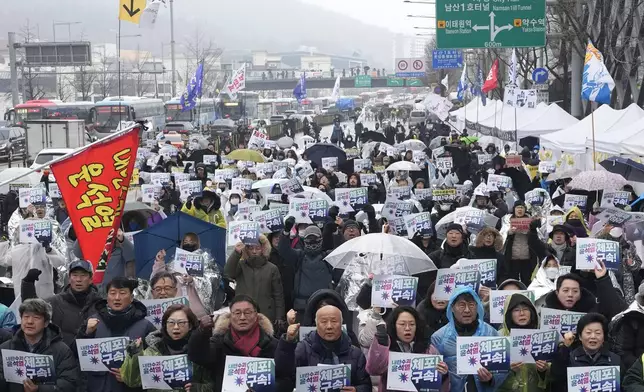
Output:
[
  {"xmin": 165, "ymin": 98, "xmax": 218, "ymax": 126},
  {"xmin": 218, "ymin": 91, "xmax": 259, "ymax": 121},
  {"xmin": 91, "ymin": 97, "xmax": 166, "ymax": 138},
  {"xmin": 4, "ymin": 100, "xmax": 96, "ymax": 126}
]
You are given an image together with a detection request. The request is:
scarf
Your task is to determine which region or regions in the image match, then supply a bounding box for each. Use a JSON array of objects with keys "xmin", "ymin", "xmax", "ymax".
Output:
[
  {"xmin": 551, "ymin": 242, "xmax": 567, "ymax": 260},
  {"xmin": 231, "ymin": 322, "xmax": 261, "ymax": 357}
]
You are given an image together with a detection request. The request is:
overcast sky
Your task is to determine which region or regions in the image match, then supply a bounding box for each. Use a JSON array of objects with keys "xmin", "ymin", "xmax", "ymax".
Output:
[{"xmin": 301, "ymin": 0, "xmax": 436, "ymax": 35}]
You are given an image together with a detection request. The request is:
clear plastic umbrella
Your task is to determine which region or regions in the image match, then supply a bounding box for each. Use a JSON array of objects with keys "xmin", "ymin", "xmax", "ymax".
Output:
[
  {"xmin": 386, "ymin": 161, "xmax": 422, "ymax": 172},
  {"xmin": 435, "ymin": 206, "xmax": 500, "ymax": 239},
  {"xmin": 399, "ymin": 139, "xmax": 427, "ymax": 151},
  {"xmin": 325, "ymin": 233, "xmax": 437, "ymax": 274}
]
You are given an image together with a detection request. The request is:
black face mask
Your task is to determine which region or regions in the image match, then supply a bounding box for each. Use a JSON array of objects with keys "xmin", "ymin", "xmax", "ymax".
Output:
[
  {"xmin": 182, "ymin": 244, "xmax": 198, "ymax": 252},
  {"xmin": 568, "ymin": 219, "xmax": 582, "ymax": 227}
]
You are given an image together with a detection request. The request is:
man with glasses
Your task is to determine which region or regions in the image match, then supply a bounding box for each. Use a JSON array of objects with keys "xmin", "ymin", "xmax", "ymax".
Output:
[
  {"xmin": 150, "ymin": 272, "xmax": 179, "ymax": 299},
  {"xmin": 431, "ymin": 286, "xmax": 508, "ymax": 392},
  {"xmin": 188, "ymin": 295, "xmax": 280, "ymax": 392}
]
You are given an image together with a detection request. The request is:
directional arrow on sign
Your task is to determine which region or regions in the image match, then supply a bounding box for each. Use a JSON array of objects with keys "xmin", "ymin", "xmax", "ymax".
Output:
[
  {"xmin": 472, "ymin": 25, "xmax": 489, "ymax": 31},
  {"xmin": 123, "ymin": 0, "xmax": 141, "ymax": 17}
]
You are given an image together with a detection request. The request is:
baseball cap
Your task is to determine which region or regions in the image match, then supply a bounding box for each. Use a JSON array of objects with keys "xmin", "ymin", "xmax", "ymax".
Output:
[
  {"xmin": 69, "ymin": 260, "xmax": 93, "ymax": 275},
  {"xmin": 299, "ymin": 225, "xmax": 322, "ymax": 239}
]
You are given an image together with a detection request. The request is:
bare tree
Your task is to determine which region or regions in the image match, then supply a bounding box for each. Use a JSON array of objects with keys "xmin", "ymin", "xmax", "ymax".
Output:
[
  {"xmin": 19, "ymin": 20, "xmax": 48, "ymax": 100},
  {"xmin": 94, "ymin": 50, "xmax": 118, "ymax": 99},
  {"xmin": 183, "ymin": 27, "xmax": 223, "ymax": 97},
  {"xmin": 71, "ymin": 67, "xmax": 97, "ymax": 101},
  {"xmin": 424, "ymin": 38, "xmax": 464, "ymax": 96},
  {"xmin": 129, "ymin": 49, "xmax": 152, "ymax": 97}
]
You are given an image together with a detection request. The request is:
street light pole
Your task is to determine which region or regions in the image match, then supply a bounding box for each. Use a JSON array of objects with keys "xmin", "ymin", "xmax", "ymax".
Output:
[{"xmin": 170, "ymin": 0, "xmax": 177, "ymax": 96}]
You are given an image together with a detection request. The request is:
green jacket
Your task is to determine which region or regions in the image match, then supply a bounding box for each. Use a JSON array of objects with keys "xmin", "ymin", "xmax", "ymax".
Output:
[
  {"xmin": 498, "ymin": 293, "xmax": 550, "ymax": 392},
  {"xmin": 121, "ymin": 330, "xmax": 213, "ymax": 392}
]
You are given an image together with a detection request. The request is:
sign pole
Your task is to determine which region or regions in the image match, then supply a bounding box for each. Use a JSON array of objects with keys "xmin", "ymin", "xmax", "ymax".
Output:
[{"xmin": 591, "ymin": 106, "xmax": 596, "ymax": 170}]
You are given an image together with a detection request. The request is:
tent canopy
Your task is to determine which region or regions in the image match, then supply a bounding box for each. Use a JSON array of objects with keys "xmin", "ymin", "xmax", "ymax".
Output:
[{"xmin": 518, "ymin": 103, "xmax": 579, "ymax": 137}]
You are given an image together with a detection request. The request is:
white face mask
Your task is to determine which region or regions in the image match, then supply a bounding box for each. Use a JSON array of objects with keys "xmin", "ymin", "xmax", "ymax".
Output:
[
  {"xmin": 545, "ymin": 267, "xmax": 559, "ymax": 280},
  {"xmin": 230, "ymin": 198, "xmax": 240, "ymax": 206}
]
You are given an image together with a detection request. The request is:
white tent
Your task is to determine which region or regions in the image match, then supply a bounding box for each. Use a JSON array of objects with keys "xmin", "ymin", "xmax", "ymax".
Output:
[
  {"xmin": 477, "ymin": 102, "xmax": 549, "ymax": 139},
  {"xmin": 586, "ymin": 114, "xmax": 644, "ymax": 156},
  {"xmin": 541, "ymin": 104, "xmax": 644, "ymax": 154},
  {"xmin": 449, "ymin": 97, "xmax": 501, "ymax": 131},
  {"xmin": 518, "ymin": 103, "xmax": 579, "ymax": 138}
]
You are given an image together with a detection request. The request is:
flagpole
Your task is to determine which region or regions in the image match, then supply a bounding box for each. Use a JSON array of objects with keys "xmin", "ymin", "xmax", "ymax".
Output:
[
  {"xmin": 591, "ymin": 106, "xmax": 597, "ymax": 170},
  {"xmin": 514, "ymin": 105, "xmax": 518, "ymax": 151},
  {"xmin": 196, "ymin": 60, "xmax": 204, "ymax": 129}
]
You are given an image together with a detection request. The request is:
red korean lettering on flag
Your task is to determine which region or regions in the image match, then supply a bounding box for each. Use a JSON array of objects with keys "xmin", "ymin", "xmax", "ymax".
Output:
[
  {"xmin": 50, "ymin": 128, "xmax": 140, "ymax": 284},
  {"xmin": 482, "ymin": 59, "xmax": 499, "ymax": 94}
]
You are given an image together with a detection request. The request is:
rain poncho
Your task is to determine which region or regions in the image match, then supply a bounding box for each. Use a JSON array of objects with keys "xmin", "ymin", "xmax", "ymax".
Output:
[{"xmin": 528, "ymin": 256, "xmax": 564, "ymax": 309}]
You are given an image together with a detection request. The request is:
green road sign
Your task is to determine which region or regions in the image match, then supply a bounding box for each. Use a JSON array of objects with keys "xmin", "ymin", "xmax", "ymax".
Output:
[
  {"xmin": 406, "ymin": 78, "xmax": 423, "ymax": 87},
  {"xmin": 354, "ymin": 75, "xmax": 372, "ymax": 88},
  {"xmin": 436, "ymin": 0, "xmax": 546, "ymax": 49},
  {"xmin": 387, "ymin": 77, "xmax": 405, "ymax": 87}
]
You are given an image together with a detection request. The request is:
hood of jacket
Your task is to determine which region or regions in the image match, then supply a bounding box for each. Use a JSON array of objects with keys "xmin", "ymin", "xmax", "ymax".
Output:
[
  {"xmin": 501, "ymin": 293, "xmax": 539, "ymax": 335},
  {"xmin": 564, "ymin": 206, "xmax": 590, "ymax": 236},
  {"xmin": 241, "ymin": 234, "xmax": 271, "ymax": 266},
  {"xmin": 543, "ymin": 286, "xmax": 597, "ymax": 312},
  {"xmin": 212, "ymin": 311, "xmax": 274, "ymax": 337},
  {"xmin": 474, "ymin": 227, "xmax": 503, "ymax": 251},
  {"xmin": 498, "ymin": 278, "xmax": 528, "ymax": 290},
  {"xmin": 445, "ymin": 286, "xmax": 486, "ymax": 332},
  {"xmin": 302, "ymin": 289, "xmax": 351, "ymax": 328},
  {"xmin": 59, "ymin": 284, "xmax": 101, "ymax": 307},
  {"xmin": 530, "ymin": 256, "xmax": 562, "ymax": 301}
]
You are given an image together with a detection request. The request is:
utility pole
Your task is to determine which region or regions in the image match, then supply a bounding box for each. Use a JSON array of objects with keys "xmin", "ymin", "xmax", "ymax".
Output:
[
  {"xmin": 8, "ymin": 32, "xmax": 20, "ymax": 107},
  {"xmin": 569, "ymin": 0, "xmax": 583, "ymax": 118},
  {"xmin": 170, "ymin": 0, "xmax": 177, "ymax": 96}
]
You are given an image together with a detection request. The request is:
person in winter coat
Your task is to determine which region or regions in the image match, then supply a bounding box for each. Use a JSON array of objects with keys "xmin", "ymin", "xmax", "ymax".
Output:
[
  {"xmin": 595, "ymin": 225, "xmax": 642, "ymax": 305},
  {"xmin": 503, "ymin": 201, "xmax": 541, "ymax": 287},
  {"xmin": 300, "ymin": 289, "xmax": 360, "ymax": 346},
  {"xmin": 121, "ymin": 304, "xmax": 212, "ymax": 392},
  {"xmin": 412, "ymin": 232, "xmax": 436, "ymax": 257},
  {"xmin": 76, "ymin": 277, "xmax": 157, "ymax": 392},
  {"xmin": 21, "ymin": 260, "xmax": 101, "ymax": 347},
  {"xmin": 497, "ymin": 294, "xmax": 550, "ymax": 392},
  {"xmin": 0, "ymin": 303, "xmax": 16, "ymax": 329},
  {"xmin": 415, "ymin": 282, "xmax": 449, "ymax": 337},
  {"xmin": 188, "ymin": 295, "xmax": 279, "ymax": 392},
  {"xmin": 275, "ymin": 304, "xmax": 372, "ymax": 392},
  {"xmin": 365, "ymin": 306, "xmax": 449, "ymax": 392},
  {"xmin": 550, "ymin": 313, "xmax": 620, "ymax": 391},
  {"xmin": 426, "ymin": 223, "xmax": 471, "ymax": 296},
  {"xmin": 277, "ymin": 219, "xmax": 333, "ymax": 314},
  {"xmin": 623, "ymin": 355, "xmax": 644, "ymax": 391},
  {"xmin": 330, "ymin": 121, "xmax": 344, "ymax": 146},
  {"xmin": 563, "ymin": 206, "xmax": 590, "ymax": 239},
  {"xmin": 469, "ymin": 226, "xmax": 508, "ymax": 285},
  {"xmin": 0, "ymin": 299, "xmax": 79, "ymax": 392},
  {"xmin": 528, "ymin": 255, "xmax": 566, "ymax": 309},
  {"xmin": 544, "ymin": 271, "xmax": 626, "ymax": 320},
  {"xmin": 431, "ymin": 286, "xmax": 508, "ymax": 392},
  {"xmin": 224, "ymin": 235, "xmax": 285, "ymax": 323},
  {"xmin": 181, "ymin": 187, "xmax": 226, "ymax": 229},
  {"xmin": 267, "ymin": 232, "xmax": 295, "ymax": 316},
  {"xmin": 611, "ymin": 283, "xmax": 644, "ymax": 373},
  {"xmin": 541, "ymin": 224, "xmax": 576, "ymax": 266}
]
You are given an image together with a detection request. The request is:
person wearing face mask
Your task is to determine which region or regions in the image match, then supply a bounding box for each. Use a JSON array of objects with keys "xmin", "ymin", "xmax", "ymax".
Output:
[
  {"xmin": 563, "ymin": 206, "xmax": 590, "ymax": 238},
  {"xmin": 416, "ymin": 282, "xmax": 449, "ymax": 337},
  {"xmin": 497, "ymin": 294, "xmax": 550, "ymax": 392},
  {"xmin": 225, "ymin": 191, "xmax": 242, "ymax": 220},
  {"xmin": 121, "ymin": 305, "xmax": 211, "ymax": 391},
  {"xmin": 224, "ymin": 236, "xmax": 285, "ymax": 324},
  {"xmin": 366, "ymin": 306, "xmax": 449, "ymax": 392},
  {"xmin": 528, "ymin": 255, "xmax": 565, "ymax": 309},
  {"xmin": 181, "ymin": 187, "xmax": 226, "ymax": 229},
  {"xmin": 430, "ymin": 201, "xmax": 457, "ymax": 240},
  {"xmin": 431, "ymin": 287, "xmax": 508, "ymax": 392},
  {"xmin": 278, "ymin": 217, "xmax": 334, "ymax": 317},
  {"xmin": 550, "ymin": 313, "xmax": 619, "ymax": 392}
]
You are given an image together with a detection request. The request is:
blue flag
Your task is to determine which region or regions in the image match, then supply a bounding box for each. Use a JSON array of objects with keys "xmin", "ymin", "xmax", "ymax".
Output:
[
  {"xmin": 293, "ymin": 72, "xmax": 307, "ymax": 102},
  {"xmin": 582, "ymin": 41, "xmax": 615, "ymax": 104},
  {"xmin": 474, "ymin": 63, "xmax": 487, "ymax": 106},
  {"xmin": 180, "ymin": 62, "xmax": 204, "ymax": 112},
  {"xmin": 457, "ymin": 64, "xmax": 468, "ymax": 101}
]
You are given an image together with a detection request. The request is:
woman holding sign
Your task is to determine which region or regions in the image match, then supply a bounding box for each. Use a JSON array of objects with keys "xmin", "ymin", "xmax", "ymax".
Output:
[
  {"xmin": 365, "ymin": 305, "xmax": 449, "ymax": 391},
  {"xmin": 120, "ymin": 304, "xmax": 212, "ymax": 391}
]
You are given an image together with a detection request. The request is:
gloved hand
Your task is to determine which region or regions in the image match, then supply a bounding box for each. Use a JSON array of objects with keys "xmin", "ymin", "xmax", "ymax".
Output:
[
  {"xmin": 363, "ymin": 204, "xmax": 376, "ymax": 221},
  {"xmin": 24, "ymin": 269, "xmax": 42, "ymax": 283},
  {"xmin": 328, "ymin": 205, "xmax": 340, "ymax": 220},
  {"xmin": 281, "ymin": 193, "xmax": 289, "ymax": 204},
  {"xmin": 184, "ymin": 196, "xmax": 193, "ymax": 210},
  {"xmin": 530, "ymin": 218, "xmax": 542, "ymax": 231},
  {"xmin": 41, "ymin": 241, "xmax": 52, "ymax": 253},
  {"xmin": 284, "ymin": 216, "xmax": 296, "ymax": 233},
  {"xmin": 375, "ymin": 324, "xmax": 389, "ymax": 346}
]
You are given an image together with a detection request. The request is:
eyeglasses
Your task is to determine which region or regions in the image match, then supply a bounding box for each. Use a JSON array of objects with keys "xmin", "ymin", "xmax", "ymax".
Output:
[
  {"xmin": 166, "ymin": 319, "xmax": 189, "ymax": 327},
  {"xmin": 512, "ymin": 306, "xmax": 531, "ymax": 314},
  {"xmin": 153, "ymin": 286, "xmax": 176, "ymax": 293},
  {"xmin": 454, "ymin": 301, "xmax": 477, "ymax": 311},
  {"xmin": 232, "ymin": 310, "xmax": 256, "ymax": 318}
]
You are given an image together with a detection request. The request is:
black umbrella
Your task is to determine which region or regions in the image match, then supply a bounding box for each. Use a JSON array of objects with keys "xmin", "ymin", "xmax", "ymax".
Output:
[
  {"xmin": 600, "ymin": 156, "xmax": 644, "ymax": 183},
  {"xmin": 339, "ymin": 158, "xmax": 356, "ymax": 175},
  {"xmin": 360, "ymin": 131, "xmax": 386, "ymax": 143},
  {"xmin": 305, "ymin": 143, "xmax": 347, "ymax": 168}
]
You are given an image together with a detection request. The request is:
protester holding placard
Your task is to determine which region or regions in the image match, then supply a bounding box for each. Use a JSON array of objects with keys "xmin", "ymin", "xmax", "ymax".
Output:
[
  {"xmin": 469, "ymin": 227, "xmax": 508, "ymax": 286},
  {"xmin": 416, "ymin": 282, "xmax": 449, "ymax": 337},
  {"xmin": 224, "ymin": 236, "xmax": 285, "ymax": 324},
  {"xmin": 431, "ymin": 286, "xmax": 508, "ymax": 391},
  {"xmin": 365, "ymin": 305, "xmax": 449, "ymax": 391},
  {"xmin": 563, "ymin": 206, "xmax": 590, "ymax": 239},
  {"xmin": 504, "ymin": 201, "xmax": 542, "ymax": 287},
  {"xmin": 497, "ymin": 293, "xmax": 550, "ymax": 392},
  {"xmin": 266, "ymin": 232, "xmax": 295, "ymax": 316},
  {"xmin": 76, "ymin": 277, "xmax": 156, "ymax": 392},
  {"xmin": 180, "ymin": 187, "xmax": 226, "ymax": 229},
  {"xmin": 0, "ymin": 299, "xmax": 79, "ymax": 392},
  {"xmin": 120, "ymin": 304, "xmax": 211, "ymax": 392},
  {"xmin": 187, "ymin": 295, "xmax": 279, "ymax": 392},
  {"xmin": 274, "ymin": 304, "xmax": 372, "ymax": 392},
  {"xmin": 550, "ymin": 313, "xmax": 620, "ymax": 392},
  {"xmin": 595, "ymin": 226, "xmax": 642, "ymax": 305}
]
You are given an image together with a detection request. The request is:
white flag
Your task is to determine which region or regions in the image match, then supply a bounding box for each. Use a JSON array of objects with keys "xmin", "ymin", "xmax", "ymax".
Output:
[
  {"xmin": 331, "ymin": 75, "xmax": 341, "ymax": 101},
  {"xmin": 441, "ymin": 74, "xmax": 449, "ymax": 89},
  {"xmin": 139, "ymin": 0, "xmax": 163, "ymax": 29},
  {"xmin": 508, "ymin": 48, "xmax": 517, "ymax": 86},
  {"xmin": 224, "ymin": 65, "xmax": 246, "ymax": 99},
  {"xmin": 356, "ymin": 107, "xmax": 366, "ymax": 124}
]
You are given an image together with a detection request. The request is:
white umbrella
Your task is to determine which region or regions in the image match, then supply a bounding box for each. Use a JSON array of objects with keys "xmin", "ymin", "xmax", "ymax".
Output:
[
  {"xmin": 277, "ymin": 136, "xmax": 294, "ymax": 149},
  {"xmin": 399, "ymin": 139, "xmax": 427, "ymax": 151},
  {"xmin": 301, "ymin": 186, "xmax": 333, "ymax": 204},
  {"xmin": 386, "ymin": 161, "xmax": 422, "ymax": 171},
  {"xmin": 251, "ymin": 178, "xmax": 287, "ymax": 190},
  {"xmin": 435, "ymin": 206, "xmax": 499, "ymax": 239},
  {"xmin": 325, "ymin": 233, "xmax": 437, "ymax": 275}
]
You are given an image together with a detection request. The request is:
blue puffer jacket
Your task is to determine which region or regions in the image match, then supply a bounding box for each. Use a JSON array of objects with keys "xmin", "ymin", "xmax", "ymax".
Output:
[{"xmin": 431, "ymin": 286, "xmax": 509, "ymax": 392}]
